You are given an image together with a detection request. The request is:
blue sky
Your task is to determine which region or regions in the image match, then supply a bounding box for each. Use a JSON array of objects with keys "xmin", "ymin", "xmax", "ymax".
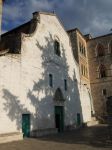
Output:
[{"xmin": 2, "ymin": 0, "xmax": 112, "ymax": 36}]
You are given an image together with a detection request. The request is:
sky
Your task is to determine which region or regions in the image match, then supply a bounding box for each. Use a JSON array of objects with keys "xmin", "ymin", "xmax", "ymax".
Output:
[{"xmin": 2, "ymin": 0, "xmax": 112, "ymax": 37}]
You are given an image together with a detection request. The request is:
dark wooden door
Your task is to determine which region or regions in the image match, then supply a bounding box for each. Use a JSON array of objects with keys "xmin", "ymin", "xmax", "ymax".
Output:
[
  {"xmin": 55, "ymin": 106, "xmax": 64, "ymax": 132},
  {"xmin": 22, "ymin": 114, "xmax": 30, "ymax": 137}
]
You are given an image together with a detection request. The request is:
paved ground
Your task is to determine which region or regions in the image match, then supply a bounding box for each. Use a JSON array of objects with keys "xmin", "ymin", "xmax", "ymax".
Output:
[{"xmin": 0, "ymin": 124, "xmax": 112, "ymax": 150}]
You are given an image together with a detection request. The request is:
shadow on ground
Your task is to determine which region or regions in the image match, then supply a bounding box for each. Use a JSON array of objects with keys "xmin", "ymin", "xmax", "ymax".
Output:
[
  {"xmin": 38, "ymin": 125, "xmax": 112, "ymax": 148},
  {"xmin": 0, "ymin": 125, "xmax": 112, "ymax": 150}
]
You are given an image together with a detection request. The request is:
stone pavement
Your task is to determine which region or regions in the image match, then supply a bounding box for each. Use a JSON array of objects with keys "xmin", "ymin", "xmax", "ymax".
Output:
[{"xmin": 0, "ymin": 124, "xmax": 112, "ymax": 150}]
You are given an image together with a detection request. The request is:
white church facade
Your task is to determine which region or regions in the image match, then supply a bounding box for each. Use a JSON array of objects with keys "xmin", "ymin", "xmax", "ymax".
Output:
[{"xmin": 0, "ymin": 12, "xmax": 93, "ymax": 143}]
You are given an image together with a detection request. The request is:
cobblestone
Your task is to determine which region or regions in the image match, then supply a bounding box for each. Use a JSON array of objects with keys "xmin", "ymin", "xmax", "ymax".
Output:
[{"xmin": 0, "ymin": 125, "xmax": 112, "ymax": 150}]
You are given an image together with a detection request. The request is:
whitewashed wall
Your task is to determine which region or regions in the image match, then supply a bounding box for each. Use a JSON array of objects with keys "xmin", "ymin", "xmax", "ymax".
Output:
[
  {"xmin": 79, "ymin": 84, "xmax": 92, "ymax": 122},
  {"xmin": 0, "ymin": 13, "xmax": 92, "ymax": 134}
]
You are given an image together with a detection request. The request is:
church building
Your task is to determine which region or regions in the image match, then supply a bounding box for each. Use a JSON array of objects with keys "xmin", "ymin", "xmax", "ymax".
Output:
[
  {"xmin": 0, "ymin": 9, "xmax": 93, "ymax": 143},
  {"xmin": 1, "ymin": 0, "xmax": 111, "ymax": 144}
]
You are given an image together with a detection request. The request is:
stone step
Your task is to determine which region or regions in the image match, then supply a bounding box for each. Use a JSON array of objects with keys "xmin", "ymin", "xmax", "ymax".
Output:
[
  {"xmin": 87, "ymin": 120, "xmax": 99, "ymax": 127},
  {"xmin": 87, "ymin": 117, "xmax": 99, "ymax": 127},
  {"xmin": 91, "ymin": 117, "xmax": 97, "ymax": 121},
  {"xmin": 0, "ymin": 132, "xmax": 23, "ymax": 144}
]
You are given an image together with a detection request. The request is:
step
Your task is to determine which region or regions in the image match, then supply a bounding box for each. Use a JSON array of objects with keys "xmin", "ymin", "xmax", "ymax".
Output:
[
  {"xmin": 87, "ymin": 120, "xmax": 99, "ymax": 127},
  {"xmin": 91, "ymin": 117, "xmax": 97, "ymax": 121},
  {"xmin": 0, "ymin": 132, "xmax": 23, "ymax": 144}
]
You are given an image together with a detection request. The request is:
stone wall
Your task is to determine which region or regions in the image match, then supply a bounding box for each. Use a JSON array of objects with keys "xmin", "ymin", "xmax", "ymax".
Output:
[
  {"xmin": 68, "ymin": 30, "xmax": 79, "ymax": 63},
  {"xmin": 68, "ymin": 29, "xmax": 93, "ymax": 122},
  {"xmin": 87, "ymin": 34, "xmax": 112, "ymax": 120}
]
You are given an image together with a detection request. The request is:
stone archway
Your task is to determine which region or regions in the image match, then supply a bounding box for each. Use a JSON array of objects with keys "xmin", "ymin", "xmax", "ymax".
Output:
[
  {"xmin": 54, "ymin": 88, "xmax": 65, "ymax": 102},
  {"xmin": 54, "ymin": 88, "xmax": 65, "ymax": 132}
]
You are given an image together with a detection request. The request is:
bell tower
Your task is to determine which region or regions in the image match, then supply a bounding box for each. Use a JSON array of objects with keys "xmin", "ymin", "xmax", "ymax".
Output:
[{"xmin": 0, "ymin": 0, "xmax": 4, "ymax": 36}]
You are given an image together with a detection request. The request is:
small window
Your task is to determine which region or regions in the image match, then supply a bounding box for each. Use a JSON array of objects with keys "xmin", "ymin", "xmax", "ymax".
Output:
[
  {"xmin": 109, "ymin": 40, "xmax": 112, "ymax": 54},
  {"xmin": 84, "ymin": 66, "xmax": 85, "ymax": 76},
  {"xmin": 64, "ymin": 79, "xmax": 67, "ymax": 91},
  {"xmin": 102, "ymin": 89, "xmax": 107, "ymax": 96},
  {"xmin": 81, "ymin": 45, "xmax": 83, "ymax": 54},
  {"xmin": 97, "ymin": 44, "xmax": 105, "ymax": 57},
  {"xmin": 83, "ymin": 47, "xmax": 86, "ymax": 57},
  {"xmin": 99, "ymin": 64, "xmax": 106, "ymax": 78},
  {"xmin": 79, "ymin": 42, "xmax": 86, "ymax": 57},
  {"xmin": 81, "ymin": 64, "xmax": 83, "ymax": 75},
  {"xmin": 54, "ymin": 40, "xmax": 61, "ymax": 56},
  {"xmin": 49, "ymin": 74, "xmax": 53, "ymax": 87},
  {"xmin": 86, "ymin": 68, "xmax": 88, "ymax": 77},
  {"xmin": 79, "ymin": 42, "xmax": 81, "ymax": 52},
  {"xmin": 82, "ymin": 46, "xmax": 84, "ymax": 55}
]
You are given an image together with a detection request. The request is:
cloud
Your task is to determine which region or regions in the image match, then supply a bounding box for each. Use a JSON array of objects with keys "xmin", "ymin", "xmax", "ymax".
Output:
[{"xmin": 2, "ymin": 0, "xmax": 112, "ymax": 37}]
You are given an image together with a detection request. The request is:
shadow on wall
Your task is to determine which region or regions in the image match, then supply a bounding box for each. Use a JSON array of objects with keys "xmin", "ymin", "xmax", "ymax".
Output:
[
  {"xmin": 3, "ymin": 89, "xmax": 29, "ymax": 130},
  {"xmin": 3, "ymin": 32, "xmax": 83, "ymax": 131}
]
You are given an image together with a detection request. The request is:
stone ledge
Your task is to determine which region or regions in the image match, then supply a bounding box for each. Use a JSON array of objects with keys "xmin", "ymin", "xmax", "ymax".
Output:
[
  {"xmin": 87, "ymin": 120, "xmax": 99, "ymax": 127},
  {"xmin": 0, "ymin": 132, "xmax": 23, "ymax": 144}
]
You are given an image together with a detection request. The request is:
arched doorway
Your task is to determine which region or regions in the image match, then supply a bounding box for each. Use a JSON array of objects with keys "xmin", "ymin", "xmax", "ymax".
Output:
[{"xmin": 54, "ymin": 88, "xmax": 65, "ymax": 132}]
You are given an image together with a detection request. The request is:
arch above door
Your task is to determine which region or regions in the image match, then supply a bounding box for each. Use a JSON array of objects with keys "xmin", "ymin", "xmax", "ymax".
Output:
[{"xmin": 53, "ymin": 88, "xmax": 65, "ymax": 102}]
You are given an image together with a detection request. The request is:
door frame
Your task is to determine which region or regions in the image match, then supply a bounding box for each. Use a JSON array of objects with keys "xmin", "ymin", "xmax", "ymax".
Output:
[
  {"xmin": 55, "ymin": 106, "xmax": 64, "ymax": 132},
  {"xmin": 22, "ymin": 113, "xmax": 31, "ymax": 137},
  {"xmin": 77, "ymin": 113, "xmax": 81, "ymax": 126}
]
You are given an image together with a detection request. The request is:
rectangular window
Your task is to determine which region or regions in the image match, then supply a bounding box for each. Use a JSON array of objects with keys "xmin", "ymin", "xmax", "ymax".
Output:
[
  {"xmin": 86, "ymin": 67, "xmax": 88, "ymax": 77},
  {"xmin": 79, "ymin": 42, "xmax": 86, "ymax": 57},
  {"xmin": 84, "ymin": 47, "xmax": 86, "ymax": 56},
  {"xmin": 79, "ymin": 42, "xmax": 81, "ymax": 52},
  {"xmin": 54, "ymin": 40, "xmax": 61, "ymax": 56},
  {"xmin": 64, "ymin": 79, "xmax": 67, "ymax": 91},
  {"xmin": 84, "ymin": 66, "xmax": 85, "ymax": 76},
  {"xmin": 81, "ymin": 64, "xmax": 83, "ymax": 75},
  {"xmin": 49, "ymin": 74, "xmax": 53, "ymax": 87},
  {"xmin": 102, "ymin": 89, "xmax": 107, "ymax": 96}
]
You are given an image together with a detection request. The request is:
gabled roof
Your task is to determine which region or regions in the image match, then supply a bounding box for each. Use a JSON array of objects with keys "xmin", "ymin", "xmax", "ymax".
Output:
[
  {"xmin": 1, "ymin": 21, "xmax": 31, "ymax": 38},
  {"xmin": 1, "ymin": 11, "xmax": 69, "ymax": 39}
]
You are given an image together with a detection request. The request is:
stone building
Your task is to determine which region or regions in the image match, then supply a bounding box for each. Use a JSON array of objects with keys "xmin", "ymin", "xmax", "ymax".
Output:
[
  {"xmin": 0, "ymin": 11, "xmax": 93, "ymax": 143},
  {"xmin": 68, "ymin": 29, "xmax": 112, "ymax": 123},
  {"xmin": 68, "ymin": 29, "xmax": 94, "ymax": 119},
  {"xmin": 87, "ymin": 33, "xmax": 112, "ymax": 121},
  {"xmin": 0, "ymin": 0, "xmax": 111, "ymax": 144},
  {"xmin": 1, "ymin": 0, "xmax": 109, "ymax": 144}
]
